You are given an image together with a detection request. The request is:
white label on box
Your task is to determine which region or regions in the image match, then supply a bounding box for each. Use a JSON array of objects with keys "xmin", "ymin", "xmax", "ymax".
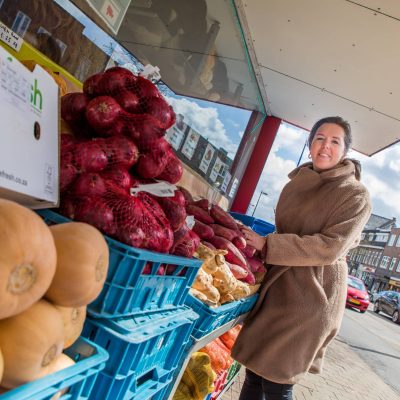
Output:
[
  {"xmin": 0, "ymin": 46, "xmax": 59, "ymax": 205},
  {"xmin": 0, "ymin": 22, "xmax": 23, "ymax": 52}
]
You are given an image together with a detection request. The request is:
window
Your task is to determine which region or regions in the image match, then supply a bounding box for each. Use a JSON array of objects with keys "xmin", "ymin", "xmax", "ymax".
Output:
[
  {"xmin": 376, "ymin": 233, "xmax": 389, "ymax": 242},
  {"xmin": 12, "ymin": 11, "xmax": 31, "ymax": 37},
  {"xmin": 361, "ymin": 233, "xmax": 365, "ymax": 240},
  {"xmin": 396, "ymin": 260, "xmax": 400, "ymax": 273},
  {"xmin": 396, "ymin": 236, "xmax": 400, "ymax": 247},
  {"xmin": 368, "ymin": 233, "xmax": 374, "ymax": 241},
  {"xmin": 388, "ymin": 234, "xmax": 396, "ymax": 246},
  {"xmin": 380, "ymin": 256, "xmax": 390, "ymax": 269},
  {"xmin": 389, "ymin": 258, "xmax": 397, "ymax": 271}
]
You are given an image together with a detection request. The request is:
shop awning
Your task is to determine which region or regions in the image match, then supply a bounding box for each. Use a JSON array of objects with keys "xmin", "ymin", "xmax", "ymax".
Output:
[{"xmin": 70, "ymin": 0, "xmax": 400, "ymax": 156}]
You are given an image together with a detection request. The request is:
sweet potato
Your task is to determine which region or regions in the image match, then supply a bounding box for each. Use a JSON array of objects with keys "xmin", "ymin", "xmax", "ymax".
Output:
[
  {"xmin": 192, "ymin": 198, "xmax": 210, "ymax": 211},
  {"xmin": 238, "ymin": 263, "xmax": 256, "ymax": 285},
  {"xmin": 231, "ymin": 280, "xmax": 251, "ymax": 300},
  {"xmin": 177, "ymin": 186, "xmax": 193, "ymax": 205},
  {"xmin": 186, "ymin": 205, "xmax": 214, "ymax": 225},
  {"xmin": 201, "ymin": 241, "xmax": 216, "ymax": 250},
  {"xmin": 246, "ymin": 256, "xmax": 266, "ymax": 274},
  {"xmin": 242, "ymin": 245, "xmax": 256, "ymax": 258},
  {"xmin": 209, "ymin": 235, "xmax": 247, "ymax": 268},
  {"xmin": 192, "ymin": 219, "xmax": 215, "ymax": 240},
  {"xmin": 192, "ymin": 269, "xmax": 220, "ymax": 303},
  {"xmin": 210, "ymin": 224, "xmax": 238, "ymax": 242},
  {"xmin": 232, "ymin": 235, "xmax": 246, "ymax": 250},
  {"xmin": 210, "ymin": 204, "xmax": 238, "ymax": 230},
  {"xmin": 226, "ymin": 262, "xmax": 248, "ymax": 279}
]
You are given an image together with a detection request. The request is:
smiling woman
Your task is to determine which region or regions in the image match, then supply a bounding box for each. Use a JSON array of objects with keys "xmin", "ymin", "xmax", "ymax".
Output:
[
  {"xmin": 308, "ymin": 116, "xmax": 351, "ymax": 171},
  {"xmin": 232, "ymin": 116, "xmax": 372, "ymax": 400}
]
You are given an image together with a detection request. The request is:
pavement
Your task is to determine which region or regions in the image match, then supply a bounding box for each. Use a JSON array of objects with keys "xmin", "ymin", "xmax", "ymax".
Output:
[{"xmin": 220, "ymin": 337, "xmax": 400, "ymax": 400}]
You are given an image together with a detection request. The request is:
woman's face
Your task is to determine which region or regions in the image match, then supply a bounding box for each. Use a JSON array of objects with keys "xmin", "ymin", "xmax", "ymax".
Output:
[{"xmin": 310, "ymin": 123, "xmax": 346, "ymax": 171}]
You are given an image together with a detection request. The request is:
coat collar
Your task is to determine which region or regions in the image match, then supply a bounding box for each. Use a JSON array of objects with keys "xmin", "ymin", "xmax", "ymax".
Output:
[{"xmin": 288, "ymin": 158, "xmax": 361, "ymax": 183}]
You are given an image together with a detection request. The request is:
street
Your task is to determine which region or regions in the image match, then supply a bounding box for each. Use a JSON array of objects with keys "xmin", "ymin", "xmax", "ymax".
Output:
[
  {"xmin": 339, "ymin": 304, "xmax": 400, "ymax": 393},
  {"xmin": 222, "ymin": 303, "xmax": 400, "ymax": 400}
]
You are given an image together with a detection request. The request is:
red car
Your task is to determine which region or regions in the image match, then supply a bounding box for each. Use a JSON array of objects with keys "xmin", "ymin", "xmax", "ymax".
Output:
[{"xmin": 346, "ymin": 275, "xmax": 370, "ymax": 313}]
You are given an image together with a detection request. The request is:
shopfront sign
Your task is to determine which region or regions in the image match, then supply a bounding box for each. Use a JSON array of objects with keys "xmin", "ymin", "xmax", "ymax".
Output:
[
  {"xmin": 85, "ymin": 0, "xmax": 131, "ymax": 34},
  {"xmin": 199, "ymin": 144, "xmax": 215, "ymax": 174},
  {"xmin": 181, "ymin": 129, "xmax": 200, "ymax": 160},
  {"xmin": 221, "ymin": 171, "xmax": 231, "ymax": 193},
  {"xmin": 209, "ymin": 157, "xmax": 225, "ymax": 183},
  {"xmin": 229, "ymin": 178, "xmax": 239, "ymax": 198},
  {"xmin": 165, "ymin": 116, "xmax": 187, "ymax": 151}
]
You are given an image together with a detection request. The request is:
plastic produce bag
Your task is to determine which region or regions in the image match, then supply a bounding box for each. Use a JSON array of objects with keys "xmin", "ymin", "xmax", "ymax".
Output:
[{"xmin": 173, "ymin": 352, "xmax": 217, "ymax": 400}]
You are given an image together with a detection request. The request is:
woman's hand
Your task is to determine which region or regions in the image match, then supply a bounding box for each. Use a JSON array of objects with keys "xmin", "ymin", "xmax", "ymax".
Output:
[{"xmin": 240, "ymin": 226, "xmax": 267, "ymax": 252}]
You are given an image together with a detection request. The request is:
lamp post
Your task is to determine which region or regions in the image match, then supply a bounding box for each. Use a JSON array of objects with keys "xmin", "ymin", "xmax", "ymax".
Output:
[{"xmin": 252, "ymin": 191, "xmax": 268, "ymax": 217}]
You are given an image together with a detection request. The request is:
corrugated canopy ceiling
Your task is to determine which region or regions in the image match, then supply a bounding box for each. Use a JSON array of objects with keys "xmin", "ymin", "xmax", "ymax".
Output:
[{"xmin": 237, "ymin": 0, "xmax": 400, "ymax": 155}]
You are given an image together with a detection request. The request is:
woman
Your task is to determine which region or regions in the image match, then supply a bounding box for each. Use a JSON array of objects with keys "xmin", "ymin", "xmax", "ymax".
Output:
[{"xmin": 232, "ymin": 116, "xmax": 371, "ymax": 400}]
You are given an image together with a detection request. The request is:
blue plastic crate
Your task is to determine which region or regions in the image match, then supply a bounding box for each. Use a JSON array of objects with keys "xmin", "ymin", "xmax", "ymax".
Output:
[
  {"xmin": 229, "ymin": 212, "xmax": 275, "ymax": 236},
  {"xmin": 37, "ymin": 210, "xmax": 203, "ymax": 318},
  {"xmin": 0, "ymin": 337, "xmax": 108, "ymax": 400},
  {"xmin": 91, "ymin": 368, "xmax": 173, "ymax": 400},
  {"xmin": 185, "ymin": 294, "xmax": 240, "ymax": 340},
  {"xmin": 82, "ymin": 307, "xmax": 198, "ymax": 400},
  {"xmin": 237, "ymin": 294, "xmax": 259, "ymax": 316}
]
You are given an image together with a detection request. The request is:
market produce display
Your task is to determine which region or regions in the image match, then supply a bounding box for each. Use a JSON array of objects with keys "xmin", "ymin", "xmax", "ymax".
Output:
[
  {"xmin": 174, "ymin": 325, "xmax": 242, "ymax": 400},
  {"xmin": 0, "ymin": 200, "xmax": 109, "ymax": 394},
  {"xmin": 173, "ymin": 351, "xmax": 217, "ymax": 400},
  {"xmin": 58, "ymin": 67, "xmax": 206, "ymax": 256}
]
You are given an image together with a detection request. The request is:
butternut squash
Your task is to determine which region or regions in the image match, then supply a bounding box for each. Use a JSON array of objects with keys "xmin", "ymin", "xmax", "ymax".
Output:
[
  {"xmin": 0, "ymin": 199, "xmax": 57, "ymax": 319},
  {"xmin": 55, "ymin": 305, "xmax": 86, "ymax": 349},
  {"xmin": 45, "ymin": 222, "xmax": 109, "ymax": 307},
  {"xmin": 0, "ymin": 300, "xmax": 64, "ymax": 389}
]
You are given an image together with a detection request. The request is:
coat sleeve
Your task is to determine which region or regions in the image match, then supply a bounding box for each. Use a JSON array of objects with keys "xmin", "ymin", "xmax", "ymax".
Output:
[{"xmin": 265, "ymin": 189, "xmax": 371, "ymax": 267}]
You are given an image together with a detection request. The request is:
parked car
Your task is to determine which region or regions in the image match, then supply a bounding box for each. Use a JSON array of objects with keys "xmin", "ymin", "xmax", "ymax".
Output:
[
  {"xmin": 373, "ymin": 291, "xmax": 400, "ymax": 324},
  {"xmin": 346, "ymin": 276, "xmax": 370, "ymax": 313},
  {"xmin": 370, "ymin": 291, "xmax": 386, "ymax": 303}
]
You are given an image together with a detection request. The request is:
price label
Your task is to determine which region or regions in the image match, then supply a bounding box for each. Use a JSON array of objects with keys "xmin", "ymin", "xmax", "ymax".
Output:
[
  {"xmin": 0, "ymin": 22, "xmax": 23, "ymax": 52},
  {"xmin": 185, "ymin": 215, "xmax": 195, "ymax": 229},
  {"xmin": 130, "ymin": 181, "xmax": 177, "ymax": 197}
]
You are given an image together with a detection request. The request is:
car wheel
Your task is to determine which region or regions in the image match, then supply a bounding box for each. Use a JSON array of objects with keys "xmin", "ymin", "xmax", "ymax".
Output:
[
  {"xmin": 360, "ymin": 310, "xmax": 366, "ymax": 313},
  {"xmin": 392, "ymin": 311, "xmax": 400, "ymax": 324},
  {"xmin": 374, "ymin": 302, "xmax": 380, "ymax": 313}
]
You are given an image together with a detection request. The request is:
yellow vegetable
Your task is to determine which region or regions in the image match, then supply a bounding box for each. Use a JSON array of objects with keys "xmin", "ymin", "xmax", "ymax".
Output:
[
  {"xmin": 0, "ymin": 199, "xmax": 57, "ymax": 319},
  {"xmin": 45, "ymin": 222, "xmax": 109, "ymax": 307},
  {"xmin": 0, "ymin": 300, "xmax": 64, "ymax": 388},
  {"xmin": 55, "ymin": 305, "xmax": 86, "ymax": 349}
]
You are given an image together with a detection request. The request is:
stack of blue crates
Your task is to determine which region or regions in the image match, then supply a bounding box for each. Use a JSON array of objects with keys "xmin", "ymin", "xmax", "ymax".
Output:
[{"xmin": 38, "ymin": 210, "xmax": 202, "ymax": 400}]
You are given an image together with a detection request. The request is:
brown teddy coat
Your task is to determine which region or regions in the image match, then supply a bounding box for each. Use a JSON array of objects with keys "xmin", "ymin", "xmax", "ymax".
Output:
[{"xmin": 231, "ymin": 159, "xmax": 371, "ymax": 384}]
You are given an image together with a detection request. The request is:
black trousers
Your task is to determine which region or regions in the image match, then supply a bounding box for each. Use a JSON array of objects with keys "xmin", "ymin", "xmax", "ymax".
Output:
[{"xmin": 238, "ymin": 369, "xmax": 294, "ymax": 400}]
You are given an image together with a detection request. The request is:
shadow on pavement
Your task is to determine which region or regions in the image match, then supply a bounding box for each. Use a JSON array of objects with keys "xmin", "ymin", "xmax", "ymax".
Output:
[{"xmin": 343, "ymin": 343, "xmax": 400, "ymax": 361}]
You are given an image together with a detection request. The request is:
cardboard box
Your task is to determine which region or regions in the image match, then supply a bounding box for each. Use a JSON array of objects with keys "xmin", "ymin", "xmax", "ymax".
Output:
[{"xmin": 0, "ymin": 45, "xmax": 59, "ymax": 208}]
